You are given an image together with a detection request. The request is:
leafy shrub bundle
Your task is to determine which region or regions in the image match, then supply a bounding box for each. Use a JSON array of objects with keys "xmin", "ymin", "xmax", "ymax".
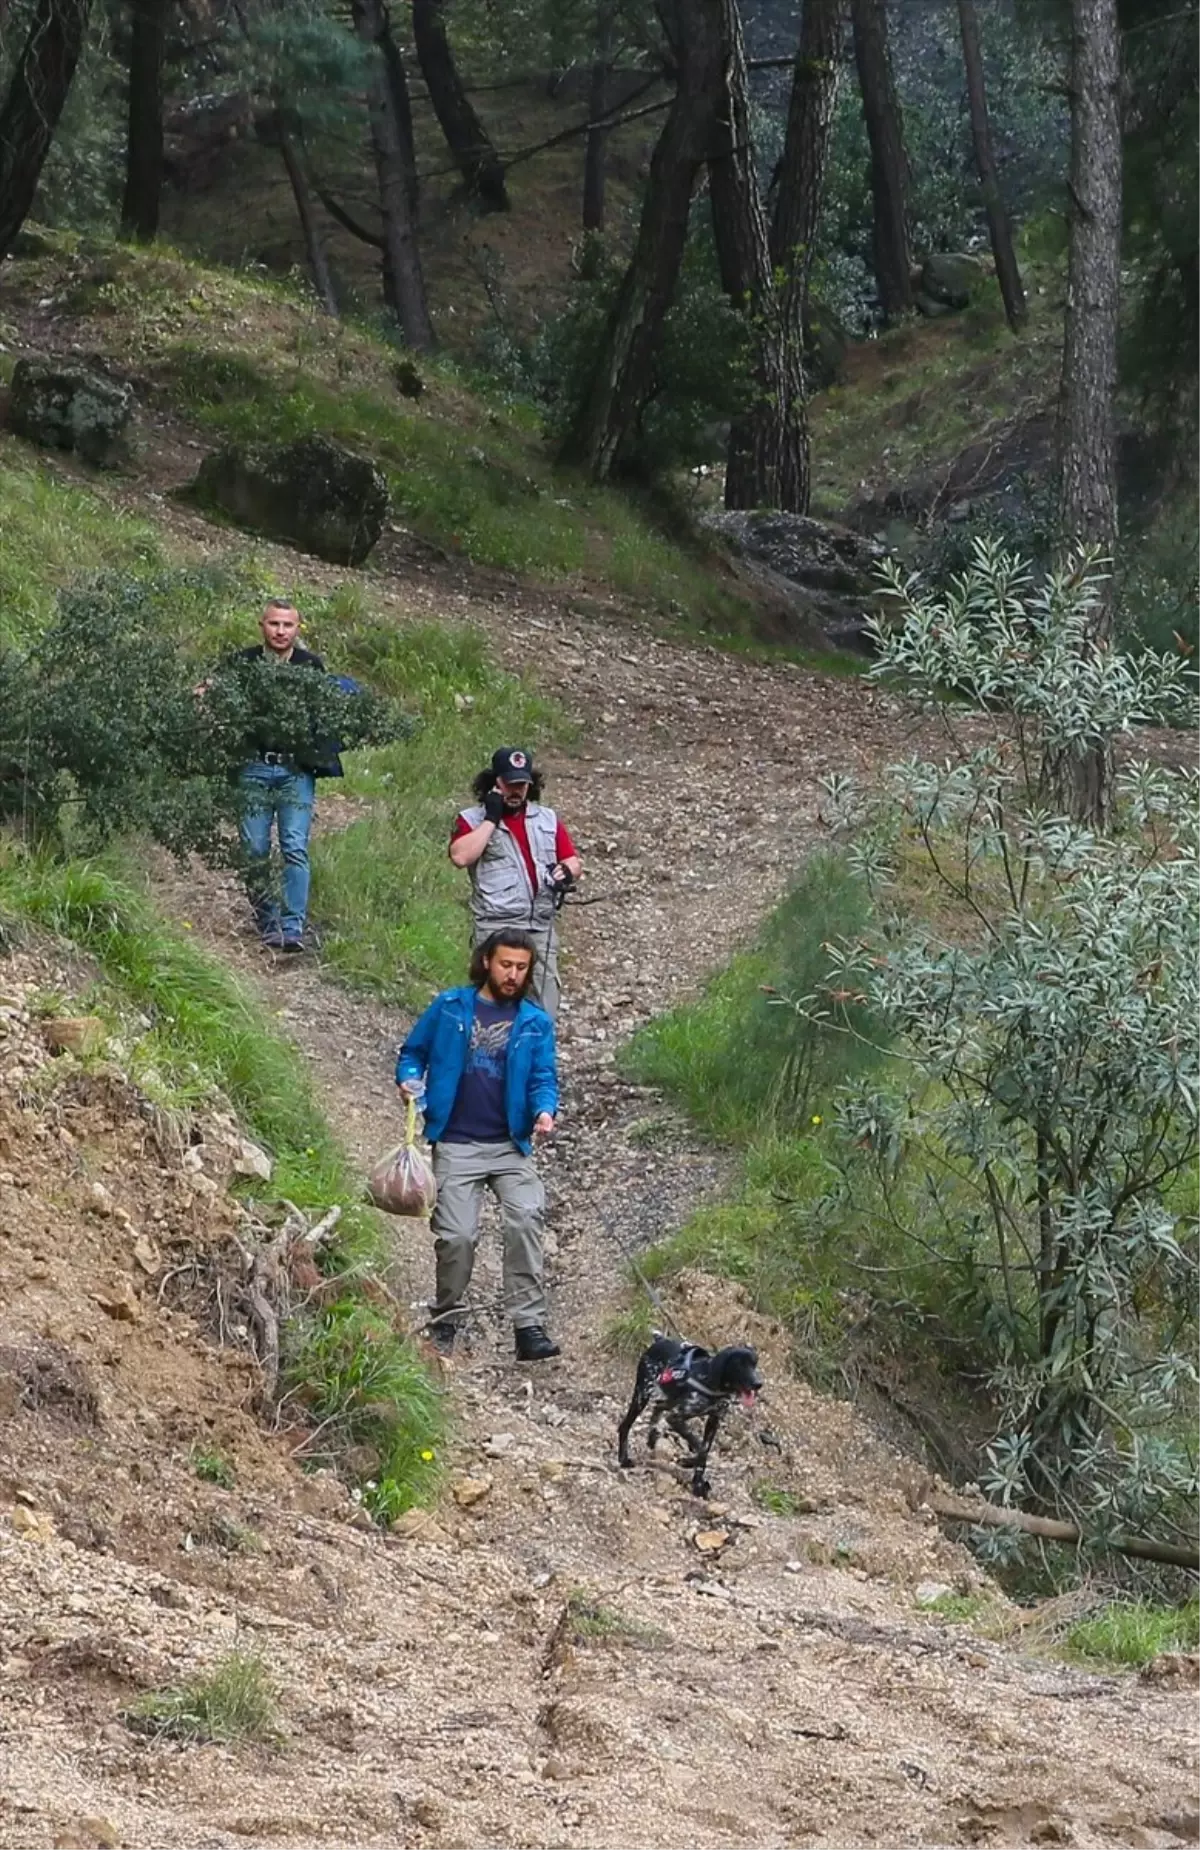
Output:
[{"xmin": 0, "ymin": 569, "xmax": 409, "ymax": 857}]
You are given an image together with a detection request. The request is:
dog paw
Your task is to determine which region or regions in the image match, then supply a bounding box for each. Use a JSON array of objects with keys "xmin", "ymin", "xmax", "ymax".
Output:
[
  {"xmin": 692, "ymin": 1477, "xmax": 712, "ymax": 1499},
  {"xmin": 617, "ymin": 1455, "xmax": 633, "ymax": 1469}
]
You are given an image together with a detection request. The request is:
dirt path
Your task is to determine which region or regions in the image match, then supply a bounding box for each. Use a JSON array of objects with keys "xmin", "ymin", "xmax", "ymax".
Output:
[{"xmin": 104, "ymin": 571, "xmax": 1199, "ymax": 1850}]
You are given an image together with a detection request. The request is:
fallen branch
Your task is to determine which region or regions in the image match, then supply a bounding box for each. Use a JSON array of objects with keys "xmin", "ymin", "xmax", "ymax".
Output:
[{"xmin": 918, "ymin": 1482, "xmax": 1199, "ymax": 1572}]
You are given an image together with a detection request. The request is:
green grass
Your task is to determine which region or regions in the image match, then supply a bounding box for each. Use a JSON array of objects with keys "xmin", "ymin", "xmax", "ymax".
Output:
[
  {"xmin": 753, "ymin": 1482, "xmax": 804, "ymax": 1518},
  {"xmin": 622, "ymin": 850, "xmax": 883, "ymax": 1145},
  {"xmin": 0, "ymin": 446, "xmax": 163, "ymax": 646},
  {"xmin": 566, "ymin": 1591, "xmax": 670, "ymax": 1649},
  {"xmin": 190, "ymin": 1445, "xmax": 236, "ymax": 1490},
  {"xmin": 0, "ymin": 847, "xmax": 333, "ymax": 1157},
  {"xmin": 1067, "ymin": 1599, "xmax": 1200, "ymax": 1668},
  {"xmin": 125, "ymin": 1650, "xmax": 280, "ymax": 1744},
  {"xmin": 285, "ymin": 1300, "xmax": 445, "ymax": 1523}
]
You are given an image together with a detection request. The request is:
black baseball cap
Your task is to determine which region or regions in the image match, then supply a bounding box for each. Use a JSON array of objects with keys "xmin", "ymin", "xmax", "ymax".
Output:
[{"xmin": 492, "ymin": 747, "xmax": 534, "ymax": 783}]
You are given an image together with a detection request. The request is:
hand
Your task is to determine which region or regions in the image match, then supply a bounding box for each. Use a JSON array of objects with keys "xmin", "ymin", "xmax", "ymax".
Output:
[
  {"xmin": 483, "ymin": 788, "xmax": 506, "ymax": 824},
  {"xmin": 533, "ymin": 1112, "xmax": 555, "ymax": 1139},
  {"xmin": 398, "ymin": 1079, "xmax": 424, "ymax": 1101}
]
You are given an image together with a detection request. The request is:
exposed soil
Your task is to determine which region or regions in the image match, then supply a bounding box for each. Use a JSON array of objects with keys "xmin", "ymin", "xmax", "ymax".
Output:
[{"xmin": 1, "ymin": 529, "xmax": 1196, "ymax": 1850}]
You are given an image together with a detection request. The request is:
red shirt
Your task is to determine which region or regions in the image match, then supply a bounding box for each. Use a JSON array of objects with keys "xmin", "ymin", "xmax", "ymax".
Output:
[{"xmin": 452, "ymin": 809, "xmax": 577, "ymax": 895}]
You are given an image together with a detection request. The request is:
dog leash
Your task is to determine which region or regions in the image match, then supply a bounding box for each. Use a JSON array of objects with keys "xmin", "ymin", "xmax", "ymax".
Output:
[{"xmin": 597, "ymin": 1215, "xmax": 687, "ymax": 1340}]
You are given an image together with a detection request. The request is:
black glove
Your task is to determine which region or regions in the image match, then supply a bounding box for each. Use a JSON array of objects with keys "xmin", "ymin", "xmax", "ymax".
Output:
[
  {"xmin": 483, "ymin": 788, "xmax": 506, "ymax": 824},
  {"xmin": 548, "ymin": 863, "xmax": 576, "ymax": 908}
]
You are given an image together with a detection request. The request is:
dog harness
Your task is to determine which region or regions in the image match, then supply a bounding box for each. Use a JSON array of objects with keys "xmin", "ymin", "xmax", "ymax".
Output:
[{"xmin": 655, "ymin": 1346, "xmax": 722, "ymax": 1401}]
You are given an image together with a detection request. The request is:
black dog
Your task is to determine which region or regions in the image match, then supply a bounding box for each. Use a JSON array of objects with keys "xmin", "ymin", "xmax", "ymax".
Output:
[{"xmin": 616, "ymin": 1333, "xmax": 762, "ymax": 1498}]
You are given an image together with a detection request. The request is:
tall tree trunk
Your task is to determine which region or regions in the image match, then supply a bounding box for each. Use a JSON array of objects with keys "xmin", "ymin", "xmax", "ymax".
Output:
[
  {"xmin": 1057, "ymin": 0, "xmax": 1123, "ymax": 827},
  {"xmin": 120, "ymin": 0, "xmax": 167, "ymax": 242},
  {"xmin": 559, "ymin": 0, "xmax": 729, "ymax": 480},
  {"xmin": 273, "ymin": 112, "xmax": 339, "ymax": 316},
  {"xmin": 710, "ymin": 0, "xmax": 805, "ymax": 510},
  {"xmin": 0, "ymin": 0, "xmax": 92, "ymax": 263},
  {"xmin": 956, "ymin": 0, "xmax": 1025, "ymax": 331},
  {"xmin": 411, "ymin": 0, "xmax": 507, "ymax": 211},
  {"xmin": 582, "ymin": 0, "xmax": 616, "ymax": 231},
  {"xmin": 718, "ymin": 0, "xmax": 844, "ymax": 511},
  {"xmin": 350, "ymin": 0, "xmax": 434, "ymax": 350},
  {"xmin": 849, "ymin": 0, "xmax": 912, "ymax": 322}
]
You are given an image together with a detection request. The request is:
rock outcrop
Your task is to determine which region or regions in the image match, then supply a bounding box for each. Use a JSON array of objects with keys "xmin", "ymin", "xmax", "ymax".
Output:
[
  {"xmin": 7, "ymin": 358, "xmax": 134, "ymax": 467},
  {"xmin": 701, "ymin": 508, "xmax": 886, "ymax": 653},
  {"xmin": 191, "ymin": 433, "xmax": 390, "ymax": 565}
]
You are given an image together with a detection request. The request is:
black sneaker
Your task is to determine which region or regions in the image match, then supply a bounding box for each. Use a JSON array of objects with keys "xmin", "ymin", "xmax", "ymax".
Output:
[
  {"xmin": 514, "ymin": 1325, "xmax": 560, "ymax": 1362},
  {"xmin": 281, "ymin": 937, "xmax": 305, "ymax": 955},
  {"xmin": 425, "ymin": 1319, "xmax": 457, "ymax": 1356}
]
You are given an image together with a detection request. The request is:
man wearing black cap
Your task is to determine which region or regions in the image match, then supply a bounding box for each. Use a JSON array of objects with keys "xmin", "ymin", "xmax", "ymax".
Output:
[{"xmin": 449, "ymin": 748, "xmax": 581, "ymax": 1020}]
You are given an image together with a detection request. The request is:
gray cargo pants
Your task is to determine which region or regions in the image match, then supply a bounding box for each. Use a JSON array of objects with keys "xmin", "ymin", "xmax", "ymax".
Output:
[
  {"xmin": 430, "ymin": 1139, "xmax": 548, "ymax": 1331},
  {"xmin": 471, "ymin": 916, "xmax": 560, "ymax": 1020}
]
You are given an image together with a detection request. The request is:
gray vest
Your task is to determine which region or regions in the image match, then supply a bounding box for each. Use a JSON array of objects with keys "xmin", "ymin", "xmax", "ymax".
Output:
[{"xmin": 461, "ymin": 801, "xmax": 560, "ymax": 927}]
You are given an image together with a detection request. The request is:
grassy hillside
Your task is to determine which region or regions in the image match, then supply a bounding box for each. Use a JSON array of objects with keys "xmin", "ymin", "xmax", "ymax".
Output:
[{"xmin": 1, "ymin": 231, "xmax": 751, "ymax": 629}]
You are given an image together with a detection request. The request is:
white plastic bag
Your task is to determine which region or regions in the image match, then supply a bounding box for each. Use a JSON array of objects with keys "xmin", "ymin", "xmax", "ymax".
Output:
[{"xmin": 368, "ymin": 1097, "xmax": 437, "ymax": 1216}]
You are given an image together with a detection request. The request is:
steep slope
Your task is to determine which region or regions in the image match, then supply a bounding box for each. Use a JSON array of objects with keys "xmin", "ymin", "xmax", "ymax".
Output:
[{"xmin": 1, "ymin": 541, "xmax": 1196, "ymax": 1850}]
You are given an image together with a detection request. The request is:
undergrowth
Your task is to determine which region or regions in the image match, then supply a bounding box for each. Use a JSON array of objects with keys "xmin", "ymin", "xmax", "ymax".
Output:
[
  {"xmin": 125, "ymin": 1649, "xmax": 280, "ymax": 1743},
  {"xmin": 619, "ymin": 851, "xmax": 886, "ymax": 1359},
  {"xmin": 0, "ymin": 848, "xmax": 445, "ymax": 1519},
  {"xmin": 1066, "ymin": 1598, "xmax": 1200, "ymax": 1668}
]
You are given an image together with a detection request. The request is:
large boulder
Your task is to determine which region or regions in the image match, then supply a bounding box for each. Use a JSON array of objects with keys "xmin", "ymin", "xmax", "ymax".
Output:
[
  {"xmin": 701, "ymin": 509, "xmax": 887, "ymax": 654},
  {"xmin": 191, "ymin": 433, "xmax": 390, "ymax": 565},
  {"xmin": 7, "ymin": 358, "xmax": 133, "ymax": 467},
  {"xmin": 917, "ymin": 251, "xmax": 985, "ymax": 315}
]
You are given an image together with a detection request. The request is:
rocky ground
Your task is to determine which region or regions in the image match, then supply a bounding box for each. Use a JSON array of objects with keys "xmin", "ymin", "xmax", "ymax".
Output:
[{"xmin": 0, "ymin": 481, "xmax": 1197, "ymax": 1848}]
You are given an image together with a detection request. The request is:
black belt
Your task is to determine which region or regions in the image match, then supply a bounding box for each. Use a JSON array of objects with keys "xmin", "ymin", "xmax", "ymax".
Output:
[{"xmin": 258, "ymin": 751, "xmax": 289, "ymax": 766}]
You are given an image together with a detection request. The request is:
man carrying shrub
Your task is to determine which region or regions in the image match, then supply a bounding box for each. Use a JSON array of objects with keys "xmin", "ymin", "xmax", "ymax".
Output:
[
  {"xmin": 395, "ymin": 930, "xmax": 560, "ymax": 1362},
  {"xmin": 227, "ymin": 599, "xmax": 342, "ymax": 954},
  {"xmin": 449, "ymin": 746, "xmax": 581, "ymax": 1020}
]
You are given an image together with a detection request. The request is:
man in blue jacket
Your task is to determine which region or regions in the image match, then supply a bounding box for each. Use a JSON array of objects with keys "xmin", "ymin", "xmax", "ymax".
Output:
[{"xmin": 396, "ymin": 930, "xmax": 560, "ymax": 1361}]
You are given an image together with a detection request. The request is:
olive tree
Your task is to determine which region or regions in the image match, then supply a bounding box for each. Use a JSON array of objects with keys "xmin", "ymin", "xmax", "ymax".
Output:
[{"xmin": 812, "ymin": 542, "xmax": 1198, "ymax": 1553}]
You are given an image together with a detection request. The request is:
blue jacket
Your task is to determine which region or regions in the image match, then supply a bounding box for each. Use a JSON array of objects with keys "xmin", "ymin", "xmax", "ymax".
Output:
[{"xmin": 395, "ymin": 986, "xmax": 558, "ymax": 1155}]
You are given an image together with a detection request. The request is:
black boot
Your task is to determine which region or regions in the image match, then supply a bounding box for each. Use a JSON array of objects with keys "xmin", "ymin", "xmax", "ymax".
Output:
[
  {"xmin": 425, "ymin": 1318, "xmax": 457, "ymax": 1356},
  {"xmin": 514, "ymin": 1324, "xmax": 560, "ymax": 1362}
]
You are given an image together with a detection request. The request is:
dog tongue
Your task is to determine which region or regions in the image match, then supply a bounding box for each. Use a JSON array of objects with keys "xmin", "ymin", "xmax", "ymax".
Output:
[{"xmin": 739, "ymin": 1389, "xmax": 757, "ymax": 1407}]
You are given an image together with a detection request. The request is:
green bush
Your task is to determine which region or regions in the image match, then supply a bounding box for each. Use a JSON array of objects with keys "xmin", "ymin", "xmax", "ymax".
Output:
[
  {"xmin": 624, "ymin": 850, "xmax": 884, "ymax": 1141},
  {"xmin": 0, "ymin": 567, "xmax": 407, "ymax": 858}
]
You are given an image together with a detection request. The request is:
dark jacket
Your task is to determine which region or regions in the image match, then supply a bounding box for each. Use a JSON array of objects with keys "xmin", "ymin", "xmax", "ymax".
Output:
[
  {"xmin": 230, "ymin": 644, "xmax": 343, "ymax": 778},
  {"xmin": 395, "ymin": 986, "xmax": 558, "ymax": 1156}
]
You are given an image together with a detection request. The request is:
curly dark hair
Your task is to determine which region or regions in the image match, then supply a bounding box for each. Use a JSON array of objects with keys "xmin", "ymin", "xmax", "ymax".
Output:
[
  {"xmin": 469, "ymin": 930, "xmax": 538, "ymax": 995},
  {"xmin": 471, "ymin": 765, "xmax": 545, "ymax": 802}
]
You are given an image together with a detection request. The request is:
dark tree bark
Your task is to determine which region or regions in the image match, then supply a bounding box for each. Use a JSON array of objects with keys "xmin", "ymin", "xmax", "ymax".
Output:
[
  {"xmin": 1057, "ymin": 0, "xmax": 1123, "ymax": 827},
  {"xmin": 350, "ymin": 0, "xmax": 434, "ymax": 350},
  {"xmin": 120, "ymin": 0, "xmax": 168, "ymax": 241},
  {"xmin": 411, "ymin": 0, "xmax": 508, "ymax": 211},
  {"xmin": 0, "ymin": 0, "xmax": 92, "ymax": 263},
  {"xmin": 559, "ymin": 0, "xmax": 730, "ymax": 480},
  {"xmin": 956, "ymin": 0, "xmax": 1025, "ymax": 332},
  {"xmin": 716, "ymin": 0, "xmax": 844, "ymax": 511},
  {"xmin": 582, "ymin": 0, "xmax": 616, "ymax": 231},
  {"xmin": 849, "ymin": 0, "xmax": 912, "ymax": 322},
  {"xmin": 271, "ymin": 113, "xmax": 339, "ymax": 315},
  {"xmin": 710, "ymin": 0, "xmax": 805, "ymax": 510}
]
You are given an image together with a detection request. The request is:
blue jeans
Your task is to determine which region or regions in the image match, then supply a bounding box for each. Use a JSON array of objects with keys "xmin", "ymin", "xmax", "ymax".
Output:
[{"xmin": 238, "ymin": 763, "xmax": 316, "ymax": 940}]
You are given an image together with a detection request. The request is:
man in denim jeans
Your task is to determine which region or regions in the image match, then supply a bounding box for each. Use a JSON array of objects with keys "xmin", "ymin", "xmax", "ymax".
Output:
[{"xmin": 233, "ymin": 600, "xmax": 338, "ymax": 954}]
